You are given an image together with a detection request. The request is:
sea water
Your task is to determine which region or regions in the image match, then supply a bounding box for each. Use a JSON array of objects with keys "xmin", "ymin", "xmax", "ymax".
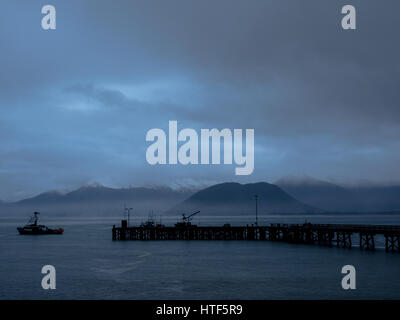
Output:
[{"xmin": 1, "ymin": 214, "xmax": 400, "ymax": 299}]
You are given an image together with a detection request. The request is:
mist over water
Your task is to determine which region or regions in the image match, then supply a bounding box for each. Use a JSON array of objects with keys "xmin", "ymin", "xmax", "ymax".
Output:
[{"xmin": 1, "ymin": 214, "xmax": 400, "ymax": 300}]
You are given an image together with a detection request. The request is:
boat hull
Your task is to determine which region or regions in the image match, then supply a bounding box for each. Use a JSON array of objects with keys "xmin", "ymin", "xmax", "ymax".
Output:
[{"xmin": 17, "ymin": 227, "xmax": 64, "ymax": 235}]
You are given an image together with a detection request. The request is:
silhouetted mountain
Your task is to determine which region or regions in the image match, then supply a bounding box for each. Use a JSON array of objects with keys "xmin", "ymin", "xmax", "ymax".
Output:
[
  {"xmin": 276, "ymin": 177, "xmax": 355, "ymax": 212},
  {"xmin": 17, "ymin": 191, "xmax": 64, "ymax": 205},
  {"xmin": 169, "ymin": 182, "xmax": 318, "ymax": 215},
  {"xmin": 4, "ymin": 179, "xmax": 400, "ymax": 217},
  {"xmin": 351, "ymin": 186, "xmax": 400, "ymax": 212},
  {"xmin": 8, "ymin": 184, "xmax": 194, "ymax": 216},
  {"xmin": 276, "ymin": 177, "xmax": 400, "ymax": 212}
]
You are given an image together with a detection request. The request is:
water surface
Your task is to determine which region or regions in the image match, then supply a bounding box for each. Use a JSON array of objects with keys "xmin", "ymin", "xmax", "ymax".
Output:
[{"xmin": 1, "ymin": 214, "xmax": 400, "ymax": 299}]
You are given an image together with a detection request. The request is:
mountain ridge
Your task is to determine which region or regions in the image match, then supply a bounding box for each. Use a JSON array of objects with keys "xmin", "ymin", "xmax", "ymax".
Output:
[
  {"xmin": 2, "ymin": 185, "xmax": 194, "ymax": 216},
  {"xmin": 276, "ymin": 177, "xmax": 400, "ymax": 212},
  {"xmin": 168, "ymin": 182, "xmax": 318, "ymax": 215},
  {"xmin": 3, "ymin": 178, "xmax": 400, "ymax": 216}
]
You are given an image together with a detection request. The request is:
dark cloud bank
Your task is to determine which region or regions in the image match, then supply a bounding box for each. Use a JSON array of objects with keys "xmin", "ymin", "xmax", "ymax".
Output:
[{"xmin": 0, "ymin": 0, "xmax": 399, "ymax": 201}]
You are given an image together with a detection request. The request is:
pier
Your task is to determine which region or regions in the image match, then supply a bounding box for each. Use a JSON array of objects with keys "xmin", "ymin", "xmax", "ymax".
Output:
[{"xmin": 112, "ymin": 221, "xmax": 400, "ymax": 253}]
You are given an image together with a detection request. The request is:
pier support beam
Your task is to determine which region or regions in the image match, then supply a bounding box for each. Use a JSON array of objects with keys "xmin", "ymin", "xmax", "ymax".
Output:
[
  {"xmin": 303, "ymin": 230, "xmax": 314, "ymax": 244},
  {"xmin": 359, "ymin": 232, "xmax": 375, "ymax": 250},
  {"xmin": 385, "ymin": 233, "xmax": 400, "ymax": 253},
  {"xmin": 315, "ymin": 231, "xmax": 334, "ymax": 247},
  {"xmin": 112, "ymin": 225, "xmax": 116, "ymax": 240},
  {"xmin": 336, "ymin": 232, "xmax": 352, "ymax": 248}
]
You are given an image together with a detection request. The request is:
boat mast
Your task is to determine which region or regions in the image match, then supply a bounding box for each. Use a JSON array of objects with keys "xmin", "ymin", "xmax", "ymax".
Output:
[{"xmin": 33, "ymin": 211, "xmax": 40, "ymax": 226}]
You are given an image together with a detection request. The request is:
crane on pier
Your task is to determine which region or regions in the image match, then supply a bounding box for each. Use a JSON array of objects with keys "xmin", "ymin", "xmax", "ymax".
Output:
[{"xmin": 175, "ymin": 211, "xmax": 200, "ymax": 228}]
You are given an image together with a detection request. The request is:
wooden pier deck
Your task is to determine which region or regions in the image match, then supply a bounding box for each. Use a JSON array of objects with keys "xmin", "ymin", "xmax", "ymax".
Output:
[{"xmin": 112, "ymin": 222, "xmax": 400, "ymax": 253}]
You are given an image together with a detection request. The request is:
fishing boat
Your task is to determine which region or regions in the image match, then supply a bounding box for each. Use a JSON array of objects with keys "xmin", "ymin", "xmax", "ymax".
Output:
[{"xmin": 17, "ymin": 212, "xmax": 64, "ymax": 235}]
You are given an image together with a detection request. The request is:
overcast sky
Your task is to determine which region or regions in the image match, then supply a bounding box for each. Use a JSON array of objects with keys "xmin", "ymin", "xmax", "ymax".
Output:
[{"xmin": 0, "ymin": 0, "xmax": 399, "ymax": 200}]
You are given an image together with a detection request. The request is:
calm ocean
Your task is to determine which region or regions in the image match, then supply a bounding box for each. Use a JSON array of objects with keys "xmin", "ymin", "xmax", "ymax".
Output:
[{"xmin": 1, "ymin": 214, "xmax": 400, "ymax": 299}]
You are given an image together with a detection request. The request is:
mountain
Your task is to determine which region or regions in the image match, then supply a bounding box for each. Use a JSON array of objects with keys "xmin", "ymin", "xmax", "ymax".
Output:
[
  {"xmin": 8, "ymin": 184, "xmax": 194, "ymax": 216},
  {"xmin": 4, "ymin": 178, "xmax": 400, "ymax": 217},
  {"xmin": 276, "ymin": 177, "xmax": 355, "ymax": 212},
  {"xmin": 350, "ymin": 185, "xmax": 400, "ymax": 212},
  {"xmin": 169, "ymin": 182, "xmax": 318, "ymax": 215},
  {"xmin": 17, "ymin": 190, "xmax": 64, "ymax": 205},
  {"xmin": 276, "ymin": 177, "xmax": 400, "ymax": 212}
]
